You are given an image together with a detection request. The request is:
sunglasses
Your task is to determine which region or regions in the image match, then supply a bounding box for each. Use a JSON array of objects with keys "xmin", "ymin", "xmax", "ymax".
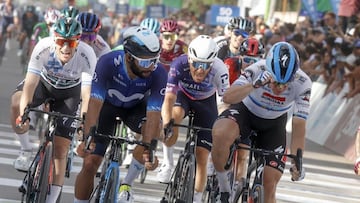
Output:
[
  {"xmin": 163, "ymin": 34, "xmax": 178, "ymax": 41},
  {"xmin": 233, "ymin": 29, "xmax": 249, "ymax": 38},
  {"xmin": 80, "ymin": 33, "xmax": 97, "ymax": 41},
  {"xmin": 55, "ymin": 38, "xmax": 79, "ymax": 48},
  {"xmin": 130, "ymin": 53, "xmax": 159, "ymax": 69},
  {"xmin": 243, "ymin": 56, "xmax": 259, "ymax": 64},
  {"xmin": 191, "ymin": 61, "xmax": 213, "ymax": 70}
]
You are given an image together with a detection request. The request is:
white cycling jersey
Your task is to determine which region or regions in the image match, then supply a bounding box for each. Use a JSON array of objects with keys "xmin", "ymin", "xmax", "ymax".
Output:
[
  {"xmin": 90, "ymin": 34, "xmax": 111, "ymax": 58},
  {"xmin": 27, "ymin": 36, "xmax": 97, "ymax": 89},
  {"xmin": 233, "ymin": 59, "xmax": 312, "ymax": 120}
]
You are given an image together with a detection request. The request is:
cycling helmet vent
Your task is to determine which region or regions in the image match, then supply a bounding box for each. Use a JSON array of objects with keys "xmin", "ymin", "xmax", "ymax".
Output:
[
  {"xmin": 140, "ymin": 17, "xmax": 160, "ymax": 37},
  {"xmin": 54, "ymin": 17, "xmax": 82, "ymax": 39},
  {"xmin": 188, "ymin": 35, "xmax": 218, "ymax": 62},
  {"xmin": 266, "ymin": 42, "xmax": 299, "ymax": 83},
  {"xmin": 123, "ymin": 26, "xmax": 160, "ymax": 58},
  {"xmin": 77, "ymin": 12, "xmax": 101, "ymax": 32},
  {"xmin": 240, "ymin": 38, "xmax": 265, "ymax": 56}
]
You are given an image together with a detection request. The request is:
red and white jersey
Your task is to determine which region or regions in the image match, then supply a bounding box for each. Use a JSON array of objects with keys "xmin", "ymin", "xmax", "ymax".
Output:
[
  {"xmin": 159, "ymin": 39, "xmax": 188, "ymax": 72},
  {"xmin": 27, "ymin": 37, "xmax": 97, "ymax": 89},
  {"xmin": 233, "ymin": 59, "xmax": 312, "ymax": 120}
]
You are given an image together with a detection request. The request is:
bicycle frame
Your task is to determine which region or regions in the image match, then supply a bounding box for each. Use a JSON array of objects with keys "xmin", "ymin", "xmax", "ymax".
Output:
[
  {"xmin": 225, "ymin": 132, "xmax": 303, "ymax": 203},
  {"xmin": 18, "ymin": 103, "xmax": 82, "ymax": 203},
  {"xmin": 161, "ymin": 112, "xmax": 212, "ymax": 203}
]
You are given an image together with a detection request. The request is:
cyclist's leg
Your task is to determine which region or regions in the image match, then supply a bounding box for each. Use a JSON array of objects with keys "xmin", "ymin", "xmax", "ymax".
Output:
[
  {"xmin": 253, "ymin": 112, "xmax": 287, "ymax": 202},
  {"xmin": 354, "ymin": 126, "xmax": 360, "ymax": 175},
  {"xmin": 192, "ymin": 94, "xmax": 217, "ymax": 202},
  {"xmin": 74, "ymin": 101, "xmax": 116, "ymax": 201}
]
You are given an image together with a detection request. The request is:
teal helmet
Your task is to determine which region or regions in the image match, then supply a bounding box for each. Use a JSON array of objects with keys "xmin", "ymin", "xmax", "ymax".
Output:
[
  {"xmin": 61, "ymin": 6, "xmax": 79, "ymax": 19},
  {"xmin": 54, "ymin": 17, "xmax": 82, "ymax": 39}
]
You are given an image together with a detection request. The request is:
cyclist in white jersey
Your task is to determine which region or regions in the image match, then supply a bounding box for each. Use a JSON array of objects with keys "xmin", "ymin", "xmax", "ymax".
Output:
[
  {"xmin": 161, "ymin": 35, "xmax": 230, "ymax": 202},
  {"xmin": 76, "ymin": 12, "xmax": 111, "ymax": 58},
  {"xmin": 211, "ymin": 42, "xmax": 311, "ymax": 202},
  {"xmin": 10, "ymin": 17, "xmax": 96, "ymax": 203}
]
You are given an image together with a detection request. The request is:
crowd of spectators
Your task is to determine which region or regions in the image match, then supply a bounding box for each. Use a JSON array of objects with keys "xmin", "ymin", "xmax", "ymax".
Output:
[{"xmin": 86, "ymin": 3, "xmax": 360, "ymax": 99}]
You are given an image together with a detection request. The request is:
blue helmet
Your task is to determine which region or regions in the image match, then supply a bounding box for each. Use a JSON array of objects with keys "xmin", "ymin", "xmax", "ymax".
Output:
[
  {"xmin": 140, "ymin": 18, "xmax": 160, "ymax": 37},
  {"xmin": 266, "ymin": 42, "xmax": 299, "ymax": 83},
  {"xmin": 77, "ymin": 12, "xmax": 101, "ymax": 32}
]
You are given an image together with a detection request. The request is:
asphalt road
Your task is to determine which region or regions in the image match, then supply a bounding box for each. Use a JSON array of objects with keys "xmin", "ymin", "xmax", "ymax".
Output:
[{"xmin": 0, "ymin": 39, "xmax": 359, "ymax": 203}]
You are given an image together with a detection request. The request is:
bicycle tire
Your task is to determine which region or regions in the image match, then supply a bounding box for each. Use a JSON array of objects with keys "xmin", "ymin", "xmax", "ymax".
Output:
[
  {"xmin": 169, "ymin": 154, "xmax": 184, "ymax": 203},
  {"xmin": 177, "ymin": 153, "xmax": 196, "ymax": 203},
  {"xmin": 34, "ymin": 143, "xmax": 53, "ymax": 203},
  {"xmin": 250, "ymin": 184, "xmax": 264, "ymax": 203},
  {"xmin": 99, "ymin": 167, "xmax": 119, "ymax": 203},
  {"xmin": 202, "ymin": 174, "xmax": 219, "ymax": 203},
  {"xmin": 25, "ymin": 154, "xmax": 39, "ymax": 202}
]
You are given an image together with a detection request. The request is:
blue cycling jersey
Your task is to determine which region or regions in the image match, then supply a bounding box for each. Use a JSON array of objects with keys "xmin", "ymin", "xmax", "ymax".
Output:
[{"xmin": 91, "ymin": 50, "xmax": 167, "ymax": 111}]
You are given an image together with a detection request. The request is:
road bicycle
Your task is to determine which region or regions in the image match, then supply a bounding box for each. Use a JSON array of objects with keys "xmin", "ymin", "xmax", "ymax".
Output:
[
  {"xmin": 203, "ymin": 131, "xmax": 303, "ymax": 203},
  {"xmin": 86, "ymin": 126, "xmax": 157, "ymax": 203},
  {"xmin": 160, "ymin": 111, "xmax": 212, "ymax": 203},
  {"xmin": 18, "ymin": 101, "xmax": 82, "ymax": 203}
]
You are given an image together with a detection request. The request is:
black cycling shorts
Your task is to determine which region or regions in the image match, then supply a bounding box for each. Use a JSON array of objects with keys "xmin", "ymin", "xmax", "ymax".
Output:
[{"xmin": 218, "ymin": 102, "xmax": 288, "ymax": 173}]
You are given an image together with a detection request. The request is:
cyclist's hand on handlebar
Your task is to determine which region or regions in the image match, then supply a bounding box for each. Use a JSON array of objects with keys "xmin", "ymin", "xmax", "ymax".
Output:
[
  {"xmin": 253, "ymin": 71, "xmax": 272, "ymax": 88},
  {"xmin": 163, "ymin": 119, "xmax": 175, "ymax": 141},
  {"xmin": 76, "ymin": 141, "xmax": 95, "ymax": 158},
  {"xmin": 15, "ymin": 115, "xmax": 29, "ymax": 134},
  {"xmin": 143, "ymin": 149, "xmax": 159, "ymax": 171},
  {"xmin": 290, "ymin": 162, "xmax": 305, "ymax": 181}
]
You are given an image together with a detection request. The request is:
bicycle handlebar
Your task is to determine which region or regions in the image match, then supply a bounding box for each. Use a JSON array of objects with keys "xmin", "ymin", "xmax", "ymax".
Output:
[
  {"xmin": 84, "ymin": 126, "xmax": 158, "ymax": 163},
  {"xmin": 224, "ymin": 140, "xmax": 303, "ymax": 176}
]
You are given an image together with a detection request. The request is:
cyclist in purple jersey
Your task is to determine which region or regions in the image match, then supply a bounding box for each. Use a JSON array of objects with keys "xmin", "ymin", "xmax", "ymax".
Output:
[
  {"xmin": 74, "ymin": 26, "xmax": 167, "ymax": 203},
  {"xmin": 160, "ymin": 35, "xmax": 229, "ymax": 203}
]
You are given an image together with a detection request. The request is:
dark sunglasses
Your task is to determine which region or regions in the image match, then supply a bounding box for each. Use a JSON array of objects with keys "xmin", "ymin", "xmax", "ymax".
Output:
[
  {"xmin": 192, "ymin": 61, "xmax": 213, "ymax": 70},
  {"xmin": 243, "ymin": 56, "xmax": 259, "ymax": 64},
  {"xmin": 130, "ymin": 53, "xmax": 159, "ymax": 69},
  {"xmin": 80, "ymin": 33, "xmax": 97, "ymax": 41},
  {"xmin": 233, "ymin": 29, "xmax": 249, "ymax": 38},
  {"xmin": 55, "ymin": 38, "xmax": 79, "ymax": 48}
]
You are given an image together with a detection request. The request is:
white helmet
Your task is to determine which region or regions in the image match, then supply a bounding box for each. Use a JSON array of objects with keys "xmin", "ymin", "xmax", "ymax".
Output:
[
  {"xmin": 188, "ymin": 35, "xmax": 218, "ymax": 62},
  {"xmin": 44, "ymin": 8, "xmax": 61, "ymax": 25},
  {"xmin": 123, "ymin": 26, "xmax": 160, "ymax": 57}
]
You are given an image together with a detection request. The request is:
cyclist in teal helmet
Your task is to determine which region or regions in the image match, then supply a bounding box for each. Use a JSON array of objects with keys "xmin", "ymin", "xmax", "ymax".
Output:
[
  {"xmin": 140, "ymin": 17, "xmax": 161, "ymax": 37},
  {"xmin": 11, "ymin": 13, "xmax": 97, "ymax": 203}
]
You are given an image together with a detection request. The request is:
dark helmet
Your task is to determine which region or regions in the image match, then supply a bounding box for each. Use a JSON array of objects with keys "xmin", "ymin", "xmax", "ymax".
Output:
[
  {"xmin": 61, "ymin": 6, "xmax": 79, "ymax": 19},
  {"xmin": 77, "ymin": 12, "xmax": 101, "ymax": 32},
  {"xmin": 53, "ymin": 17, "xmax": 82, "ymax": 39},
  {"xmin": 123, "ymin": 26, "xmax": 160, "ymax": 58},
  {"xmin": 25, "ymin": 5, "xmax": 36, "ymax": 13},
  {"xmin": 228, "ymin": 17, "xmax": 255, "ymax": 33},
  {"xmin": 160, "ymin": 19, "xmax": 179, "ymax": 33},
  {"xmin": 266, "ymin": 42, "xmax": 299, "ymax": 83},
  {"xmin": 239, "ymin": 38, "xmax": 265, "ymax": 56}
]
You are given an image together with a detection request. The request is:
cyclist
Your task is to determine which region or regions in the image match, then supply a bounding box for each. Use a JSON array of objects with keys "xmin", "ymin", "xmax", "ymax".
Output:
[
  {"xmin": 158, "ymin": 19, "xmax": 188, "ymax": 72},
  {"xmin": 211, "ymin": 42, "xmax": 311, "ymax": 202},
  {"xmin": 160, "ymin": 35, "xmax": 229, "ymax": 202},
  {"xmin": 10, "ymin": 17, "xmax": 96, "ymax": 202},
  {"xmin": 28, "ymin": 8, "xmax": 61, "ymax": 57},
  {"xmin": 76, "ymin": 12, "xmax": 111, "ymax": 58},
  {"xmin": 73, "ymin": 26, "xmax": 166, "ymax": 203},
  {"xmin": 17, "ymin": 5, "xmax": 39, "ymax": 59},
  {"xmin": 156, "ymin": 19, "xmax": 188, "ymax": 181},
  {"xmin": 216, "ymin": 16, "xmax": 255, "ymax": 60},
  {"xmin": 0, "ymin": 0, "xmax": 19, "ymax": 65}
]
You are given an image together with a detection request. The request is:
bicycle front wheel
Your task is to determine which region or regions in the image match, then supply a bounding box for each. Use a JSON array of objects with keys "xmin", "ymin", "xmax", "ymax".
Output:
[
  {"xmin": 34, "ymin": 143, "xmax": 53, "ymax": 203},
  {"xmin": 177, "ymin": 153, "xmax": 196, "ymax": 203},
  {"xmin": 99, "ymin": 167, "xmax": 119, "ymax": 203},
  {"xmin": 249, "ymin": 184, "xmax": 264, "ymax": 203}
]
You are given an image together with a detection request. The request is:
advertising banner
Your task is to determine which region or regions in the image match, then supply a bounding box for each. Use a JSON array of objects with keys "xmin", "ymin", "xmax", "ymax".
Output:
[{"xmin": 209, "ymin": 5, "xmax": 240, "ymax": 26}]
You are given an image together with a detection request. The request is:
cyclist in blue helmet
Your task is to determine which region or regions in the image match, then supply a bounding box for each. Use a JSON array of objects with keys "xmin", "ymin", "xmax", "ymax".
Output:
[
  {"xmin": 77, "ymin": 12, "xmax": 111, "ymax": 58},
  {"xmin": 211, "ymin": 42, "xmax": 311, "ymax": 202},
  {"xmin": 140, "ymin": 17, "xmax": 160, "ymax": 37}
]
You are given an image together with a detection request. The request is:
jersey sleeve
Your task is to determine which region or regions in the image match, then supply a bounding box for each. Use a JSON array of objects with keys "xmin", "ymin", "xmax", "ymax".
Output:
[
  {"xmin": 165, "ymin": 59, "xmax": 180, "ymax": 94},
  {"xmin": 293, "ymin": 74, "xmax": 312, "ymax": 120},
  {"xmin": 90, "ymin": 52, "xmax": 114, "ymax": 101},
  {"xmin": 80, "ymin": 43, "xmax": 97, "ymax": 86},
  {"xmin": 214, "ymin": 58, "xmax": 230, "ymax": 97}
]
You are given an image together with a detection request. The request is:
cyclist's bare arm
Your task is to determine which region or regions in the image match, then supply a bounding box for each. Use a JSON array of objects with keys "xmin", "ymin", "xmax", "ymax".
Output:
[
  {"xmin": 19, "ymin": 73, "xmax": 40, "ymax": 115},
  {"xmin": 80, "ymin": 84, "xmax": 91, "ymax": 117}
]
